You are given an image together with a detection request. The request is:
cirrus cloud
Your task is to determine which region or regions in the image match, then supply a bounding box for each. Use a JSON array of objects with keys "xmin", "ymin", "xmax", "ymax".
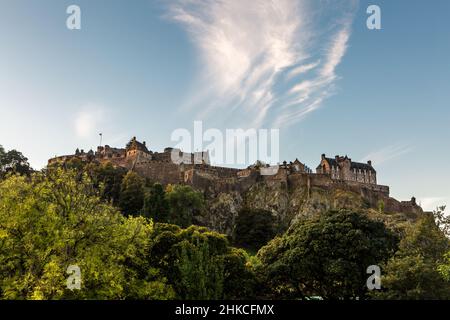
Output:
[{"xmin": 166, "ymin": 0, "xmax": 358, "ymax": 128}]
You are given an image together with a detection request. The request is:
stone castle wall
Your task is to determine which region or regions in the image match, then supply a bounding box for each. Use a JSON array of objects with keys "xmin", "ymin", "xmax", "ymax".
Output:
[{"xmin": 134, "ymin": 161, "xmax": 184, "ymax": 185}]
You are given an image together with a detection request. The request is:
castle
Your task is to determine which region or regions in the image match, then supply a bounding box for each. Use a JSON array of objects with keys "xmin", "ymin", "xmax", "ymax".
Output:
[
  {"xmin": 48, "ymin": 137, "xmax": 420, "ymax": 213},
  {"xmin": 316, "ymin": 154, "xmax": 377, "ymax": 185}
]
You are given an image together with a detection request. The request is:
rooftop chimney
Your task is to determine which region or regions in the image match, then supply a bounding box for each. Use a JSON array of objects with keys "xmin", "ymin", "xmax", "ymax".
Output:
[{"xmin": 367, "ymin": 160, "xmax": 372, "ymax": 166}]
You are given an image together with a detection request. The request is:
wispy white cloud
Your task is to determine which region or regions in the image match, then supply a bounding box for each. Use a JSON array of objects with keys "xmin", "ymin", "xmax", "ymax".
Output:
[
  {"xmin": 361, "ymin": 143, "xmax": 414, "ymax": 166},
  {"xmin": 286, "ymin": 60, "xmax": 320, "ymax": 80},
  {"xmin": 320, "ymin": 27, "xmax": 351, "ymax": 80},
  {"xmin": 166, "ymin": 0, "xmax": 357, "ymax": 128}
]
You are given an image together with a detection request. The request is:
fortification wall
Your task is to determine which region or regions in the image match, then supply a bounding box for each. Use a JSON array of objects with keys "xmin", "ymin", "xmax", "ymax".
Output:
[
  {"xmin": 331, "ymin": 179, "xmax": 389, "ymax": 196},
  {"xmin": 191, "ymin": 164, "xmax": 240, "ymax": 178},
  {"xmin": 101, "ymin": 157, "xmax": 131, "ymax": 168},
  {"xmin": 308, "ymin": 173, "xmax": 334, "ymax": 189},
  {"xmin": 237, "ymin": 171, "xmax": 260, "ymax": 191},
  {"xmin": 287, "ymin": 173, "xmax": 310, "ymax": 189},
  {"xmin": 189, "ymin": 170, "xmax": 240, "ymax": 194},
  {"xmin": 134, "ymin": 162, "xmax": 182, "ymax": 185}
]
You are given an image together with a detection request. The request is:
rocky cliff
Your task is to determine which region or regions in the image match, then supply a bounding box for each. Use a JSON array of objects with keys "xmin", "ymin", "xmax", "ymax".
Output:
[{"xmin": 195, "ymin": 179, "xmax": 424, "ymax": 238}]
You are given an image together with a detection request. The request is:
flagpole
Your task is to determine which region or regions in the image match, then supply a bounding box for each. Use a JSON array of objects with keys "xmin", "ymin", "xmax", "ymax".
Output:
[{"xmin": 99, "ymin": 133, "xmax": 103, "ymax": 146}]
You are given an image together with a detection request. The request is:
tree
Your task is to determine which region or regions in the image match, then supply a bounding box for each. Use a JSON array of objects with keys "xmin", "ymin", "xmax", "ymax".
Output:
[
  {"xmin": 86, "ymin": 162, "xmax": 126, "ymax": 205},
  {"xmin": 0, "ymin": 145, "xmax": 32, "ymax": 178},
  {"xmin": 148, "ymin": 223, "xmax": 256, "ymax": 299},
  {"xmin": 165, "ymin": 185, "xmax": 204, "ymax": 228},
  {"xmin": 257, "ymin": 210, "xmax": 398, "ymax": 299},
  {"xmin": 63, "ymin": 157, "xmax": 86, "ymax": 172},
  {"xmin": 143, "ymin": 183, "xmax": 169, "ymax": 222},
  {"xmin": 233, "ymin": 208, "xmax": 276, "ymax": 251},
  {"xmin": 372, "ymin": 215, "xmax": 450, "ymax": 299},
  {"xmin": 433, "ymin": 205, "xmax": 449, "ymax": 238},
  {"xmin": 0, "ymin": 169, "xmax": 174, "ymax": 299},
  {"xmin": 119, "ymin": 171, "xmax": 145, "ymax": 216},
  {"xmin": 176, "ymin": 239, "xmax": 224, "ymax": 299},
  {"xmin": 221, "ymin": 248, "xmax": 259, "ymax": 299},
  {"xmin": 439, "ymin": 251, "xmax": 450, "ymax": 281}
]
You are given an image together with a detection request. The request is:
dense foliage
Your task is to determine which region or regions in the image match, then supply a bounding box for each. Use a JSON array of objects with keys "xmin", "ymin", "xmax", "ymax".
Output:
[
  {"xmin": 372, "ymin": 215, "xmax": 450, "ymax": 299},
  {"xmin": 148, "ymin": 223, "xmax": 257, "ymax": 299},
  {"xmin": 0, "ymin": 169, "xmax": 173, "ymax": 299},
  {"xmin": 0, "ymin": 144, "xmax": 32, "ymax": 179},
  {"xmin": 257, "ymin": 210, "xmax": 399, "ymax": 299},
  {"xmin": 165, "ymin": 185, "xmax": 204, "ymax": 228},
  {"xmin": 143, "ymin": 183, "xmax": 169, "ymax": 222},
  {"xmin": 233, "ymin": 208, "xmax": 277, "ymax": 251},
  {"xmin": 119, "ymin": 171, "xmax": 146, "ymax": 216}
]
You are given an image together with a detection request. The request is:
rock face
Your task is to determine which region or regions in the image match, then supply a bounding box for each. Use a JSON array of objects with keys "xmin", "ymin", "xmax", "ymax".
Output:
[
  {"xmin": 195, "ymin": 192, "xmax": 243, "ymax": 237},
  {"xmin": 197, "ymin": 180, "xmax": 424, "ymax": 237}
]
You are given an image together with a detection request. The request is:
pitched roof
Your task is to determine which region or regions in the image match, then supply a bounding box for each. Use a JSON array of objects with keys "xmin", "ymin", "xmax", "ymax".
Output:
[
  {"xmin": 350, "ymin": 161, "xmax": 376, "ymax": 173},
  {"xmin": 126, "ymin": 137, "xmax": 149, "ymax": 153},
  {"xmin": 318, "ymin": 156, "xmax": 376, "ymax": 173}
]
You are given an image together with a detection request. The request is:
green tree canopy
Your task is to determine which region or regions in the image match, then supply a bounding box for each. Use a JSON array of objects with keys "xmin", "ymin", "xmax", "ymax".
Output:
[
  {"xmin": 119, "ymin": 171, "xmax": 145, "ymax": 216},
  {"xmin": 439, "ymin": 252, "xmax": 450, "ymax": 281},
  {"xmin": 143, "ymin": 183, "xmax": 169, "ymax": 222},
  {"xmin": 148, "ymin": 223, "xmax": 257, "ymax": 299},
  {"xmin": 233, "ymin": 208, "xmax": 277, "ymax": 251},
  {"xmin": 165, "ymin": 185, "xmax": 204, "ymax": 228},
  {"xmin": 433, "ymin": 205, "xmax": 450, "ymax": 238},
  {"xmin": 0, "ymin": 145, "xmax": 32, "ymax": 178},
  {"xmin": 0, "ymin": 169, "xmax": 174, "ymax": 300},
  {"xmin": 372, "ymin": 215, "xmax": 450, "ymax": 300},
  {"xmin": 86, "ymin": 161, "xmax": 127, "ymax": 205},
  {"xmin": 257, "ymin": 210, "xmax": 398, "ymax": 299}
]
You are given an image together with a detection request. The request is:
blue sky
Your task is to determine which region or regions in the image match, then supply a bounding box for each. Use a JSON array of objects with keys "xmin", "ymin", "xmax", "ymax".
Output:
[{"xmin": 0, "ymin": 0, "xmax": 449, "ymax": 212}]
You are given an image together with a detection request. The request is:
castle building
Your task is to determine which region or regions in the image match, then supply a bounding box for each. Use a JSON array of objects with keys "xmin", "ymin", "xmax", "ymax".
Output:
[
  {"xmin": 47, "ymin": 139, "xmax": 426, "ymax": 214},
  {"xmin": 125, "ymin": 137, "xmax": 151, "ymax": 159},
  {"xmin": 288, "ymin": 158, "xmax": 313, "ymax": 174},
  {"xmin": 316, "ymin": 154, "xmax": 377, "ymax": 185}
]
